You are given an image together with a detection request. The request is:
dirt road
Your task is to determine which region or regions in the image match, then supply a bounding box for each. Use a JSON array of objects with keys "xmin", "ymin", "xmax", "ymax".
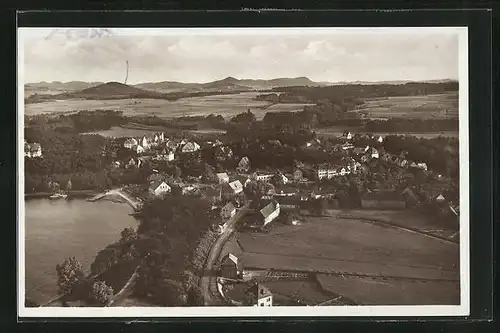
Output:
[{"xmin": 199, "ymin": 205, "xmax": 249, "ymax": 305}]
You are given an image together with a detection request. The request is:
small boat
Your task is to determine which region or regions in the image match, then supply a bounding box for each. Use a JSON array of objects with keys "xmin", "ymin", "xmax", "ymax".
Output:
[{"xmin": 49, "ymin": 193, "xmax": 68, "ymax": 200}]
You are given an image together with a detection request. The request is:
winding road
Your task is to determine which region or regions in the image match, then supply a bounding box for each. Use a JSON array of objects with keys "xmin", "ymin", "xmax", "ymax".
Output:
[{"xmin": 199, "ymin": 204, "xmax": 249, "ymax": 305}]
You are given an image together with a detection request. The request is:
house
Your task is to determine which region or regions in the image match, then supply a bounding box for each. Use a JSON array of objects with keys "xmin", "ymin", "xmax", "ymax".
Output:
[
  {"xmin": 341, "ymin": 143, "xmax": 354, "ymax": 150},
  {"xmin": 219, "ymin": 253, "xmax": 243, "ymax": 280},
  {"xmin": 342, "ymin": 130, "xmax": 353, "ymax": 140},
  {"xmin": 159, "ymin": 132, "xmax": 165, "ymax": 142},
  {"xmin": 181, "ymin": 184, "xmax": 198, "ymax": 196},
  {"xmin": 220, "ymin": 201, "xmax": 236, "ymax": 220},
  {"xmin": 148, "ymin": 180, "xmax": 171, "ymax": 196},
  {"xmin": 26, "ymin": 142, "xmax": 42, "ymax": 158},
  {"xmin": 253, "ymin": 172, "xmax": 274, "ymax": 182},
  {"xmin": 124, "ymin": 138, "xmax": 138, "ymax": 149},
  {"xmin": 223, "ymin": 180, "xmax": 244, "ymax": 197},
  {"xmin": 435, "ymin": 193, "xmax": 446, "ymax": 203},
  {"xmin": 126, "ymin": 157, "xmax": 141, "ymax": 168},
  {"xmin": 337, "ymin": 166, "xmax": 349, "ymax": 176},
  {"xmin": 370, "ymin": 147, "xmax": 379, "ymax": 159},
  {"xmin": 134, "ymin": 144, "xmax": 145, "ymax": 154},
  {"xmin": 360, "ymin": 190, "xmax": 406, "ymax": 209},
  {"xmin": 151, "ymin": 134, "xmax": 160, "ymax": 146},
  {"xmin": 237, "ymin": 156, "xmax": 251, "ymax": 172},
  {"xmin": 417, "ymin": 162, "xmax": 428, "ymax": 171},
  {"xmin": 180, "ymin": 141, "xmax": 201, "ymax": 153},
  {"xmin": 376, "ymin": 135, "xmax": 384, "ymax": 143},
  {"xmin": 273, "ymin": 172, "xmax": 289, "ymax": 185},
  {"xmin": 140, "ymin": 136, "xmax": 150, "ymax": 149},
  {"xmin": 216, "ymin": 172, "xmax": 230, "ymax": 184},
  {"xmin": 316, "ymin": 164, "xmax": 339, "ymax": 180},
  {"xmin": 245, "ymin": 283, "xmax": 273, "ymax": 307},
  {"xmin": 255, "ymin": 199, "xmax": 280, "ymax": 227}
]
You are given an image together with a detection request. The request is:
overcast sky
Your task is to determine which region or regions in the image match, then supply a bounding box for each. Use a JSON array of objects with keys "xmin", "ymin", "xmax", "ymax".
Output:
[{"xmin": 20, "ymin": 28, "xmax": 462, "ymax": 84}]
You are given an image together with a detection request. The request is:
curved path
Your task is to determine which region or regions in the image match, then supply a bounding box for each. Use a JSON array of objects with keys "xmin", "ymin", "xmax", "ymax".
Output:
[{"xmin": 199, "ymin": 204, "xmax": 249, "ymax": 305}]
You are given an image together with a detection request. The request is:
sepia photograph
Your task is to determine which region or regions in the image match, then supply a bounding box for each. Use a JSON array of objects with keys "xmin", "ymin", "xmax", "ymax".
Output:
[{"xmin": 18, "ymin": 27, "xmax": 469, "ymax": 317}]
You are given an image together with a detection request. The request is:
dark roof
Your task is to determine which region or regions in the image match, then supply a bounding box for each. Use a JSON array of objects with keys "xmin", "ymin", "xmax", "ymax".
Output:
[
  {"xmin": 246, "ymin": 283, "xmax": 273, "ymax": 298},
  {"xmin": 361, "ymin": 190, "xmax": 404, "ymax": 202},
  {"xmin": 260, "ymin": 201, "xmax": 279, "ymax": 219}
]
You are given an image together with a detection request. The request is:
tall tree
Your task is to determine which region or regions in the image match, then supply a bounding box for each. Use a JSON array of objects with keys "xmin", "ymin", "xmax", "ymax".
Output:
[{"xmin": 56, "ymin": 257, "xmax": 85, "ymax": 294}]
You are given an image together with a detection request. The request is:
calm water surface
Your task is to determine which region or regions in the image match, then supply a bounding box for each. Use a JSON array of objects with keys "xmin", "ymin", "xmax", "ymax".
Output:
[{"xmin": 24, "ymin": 199, "xmax": 138, "ymax": 304}]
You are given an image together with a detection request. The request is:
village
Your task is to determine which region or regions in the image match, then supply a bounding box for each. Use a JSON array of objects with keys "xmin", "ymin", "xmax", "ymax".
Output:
[{"xmin": 25, "ymin": 124, "xmax": 460, "ymax": 307}]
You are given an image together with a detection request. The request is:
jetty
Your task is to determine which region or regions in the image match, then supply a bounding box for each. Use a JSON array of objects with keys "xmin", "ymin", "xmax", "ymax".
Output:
[{"xmin": 88, "ymin": 188, "xmax": 142, "ymax": 211}]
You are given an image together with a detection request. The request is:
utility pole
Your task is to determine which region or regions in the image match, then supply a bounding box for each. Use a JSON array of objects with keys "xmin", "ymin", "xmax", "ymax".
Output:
[{"xmin": 124, "ymin": 60, "xmax": 129, "ymax": 85}]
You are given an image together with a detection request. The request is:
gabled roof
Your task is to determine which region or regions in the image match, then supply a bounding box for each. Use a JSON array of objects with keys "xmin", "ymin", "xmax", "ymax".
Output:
[
  {"xmin": 227, "ymin": 180, "xmax": 243, "ymax": 192},
  {"xmin": 222, "ymin": 201, "xmax": 236, "ymax": 212},
  {"xmin": 149, "ymin": 179, "xmax": 169, "ymax": 192},
  {"xmin": 260, "ymin": 200, "xmax": 279, "ymax": 219},
  {"xmin": 216, "ymin": 172, "xmax": 229, "ymax": 180},
  {"xmin": 246, "ymin": 283, "xmax": 272, "ymax": 299},
  {"xmin": 221, "ymin": 253, "xmax": 243, "ymax": 271}
]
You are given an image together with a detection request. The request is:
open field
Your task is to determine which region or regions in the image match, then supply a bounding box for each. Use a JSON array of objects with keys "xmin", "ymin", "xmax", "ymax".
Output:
[
  {"xmin": 332, "ymin": 209, "xmax": 459, "ymax": 241},
  {"xmin": 24, "ymin": 92, "xmax": 313, "ymax": 120},
  {"xmin": 316, "ymin": 274, "xmax": 459, "ymax": 305},
  {"xmin": 357, "ymin": 93, "xmax": 459, "ymax": 119},
  {"xmin": 316, "ymin": 126, "xmax": 459, "ymax": 139},
  {"xmin": 238, "ymin": 215, "xmax": 459, "ymax": 278}
]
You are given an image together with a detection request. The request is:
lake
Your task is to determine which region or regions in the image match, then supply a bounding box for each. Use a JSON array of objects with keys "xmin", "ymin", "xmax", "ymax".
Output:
[{"xmin": 24, "ymin": 198, "xmax": 138, "ymax": 305}]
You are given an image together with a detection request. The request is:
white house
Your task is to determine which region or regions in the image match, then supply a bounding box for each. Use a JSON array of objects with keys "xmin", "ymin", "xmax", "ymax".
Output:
[
  {"xmin": 124, "ymin": 138, "xmax": 138, "ymax": 149},
  {"xmin": 135, "ymin": 144, "xmax": 145, "ymax": 154},
  {"xmin": 220, "ymin": 202, "xmax": 236, "ymax": 220},
  {"xmin": 376, "ymin": 135, "xmax": 384, "ymax": 143},
  {"xmin": 343, "ymin": 130, "xmax": 353, "ymax": 140},
  {"xmin": 140, "ymin": 136, "xmax": 150, "ymax": 149},
  {"xmin": 370, "ymin": 147, "xmax": 379, "ymax": 159},
  {"xmin": 216, "ymin": 172, "xmax": 230, "ymax": 184},
  {"xmin": 149, "ymin": 180, "xmax": 171, "ymax": 196},
  {"xmin": 253, "ymin": 172, "xmax": 274, "ymax": 182},
  {"xmin": 180, "ymin": 141, "xmax": 201, "ymax": 153}
]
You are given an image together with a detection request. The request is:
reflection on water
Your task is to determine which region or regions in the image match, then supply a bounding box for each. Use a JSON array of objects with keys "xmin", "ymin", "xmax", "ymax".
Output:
[{"xmin": 24, "ymin": 199, "xmax": 138, "ymax": 304}]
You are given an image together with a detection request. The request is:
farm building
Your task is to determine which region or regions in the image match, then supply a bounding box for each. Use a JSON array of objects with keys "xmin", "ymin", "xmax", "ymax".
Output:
[
  {"xmin": 148, "ymin": 180, "xmax": 171, "ymax": 196},
  {"xmin": 219, "ymin": 253, "xmax": 243, "ymax": 280},
  {"xmin": 245, "ymin": 283, "xmax": 273, "ymax": 307},
  {"xmin": 360, "ymin": 190, "xmax": 406, "ymax": 209}
]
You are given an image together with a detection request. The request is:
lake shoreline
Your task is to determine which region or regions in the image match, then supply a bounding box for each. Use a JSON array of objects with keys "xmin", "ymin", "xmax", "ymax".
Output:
[{"xmin": 25, "ymin": 190, "xmax": 99, "ymax": 199}]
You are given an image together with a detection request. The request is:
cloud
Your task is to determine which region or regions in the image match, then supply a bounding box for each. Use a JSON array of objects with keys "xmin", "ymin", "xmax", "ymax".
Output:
[{"xmin": 21, "ymin": 28, "xmax": 461, "ymax": 84}]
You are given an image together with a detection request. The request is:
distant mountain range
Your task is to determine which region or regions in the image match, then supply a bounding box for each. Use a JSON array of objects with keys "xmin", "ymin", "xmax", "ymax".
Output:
[{"xmin": 24, "ymin": 76, "xmax": 458, "ymax": 98}]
